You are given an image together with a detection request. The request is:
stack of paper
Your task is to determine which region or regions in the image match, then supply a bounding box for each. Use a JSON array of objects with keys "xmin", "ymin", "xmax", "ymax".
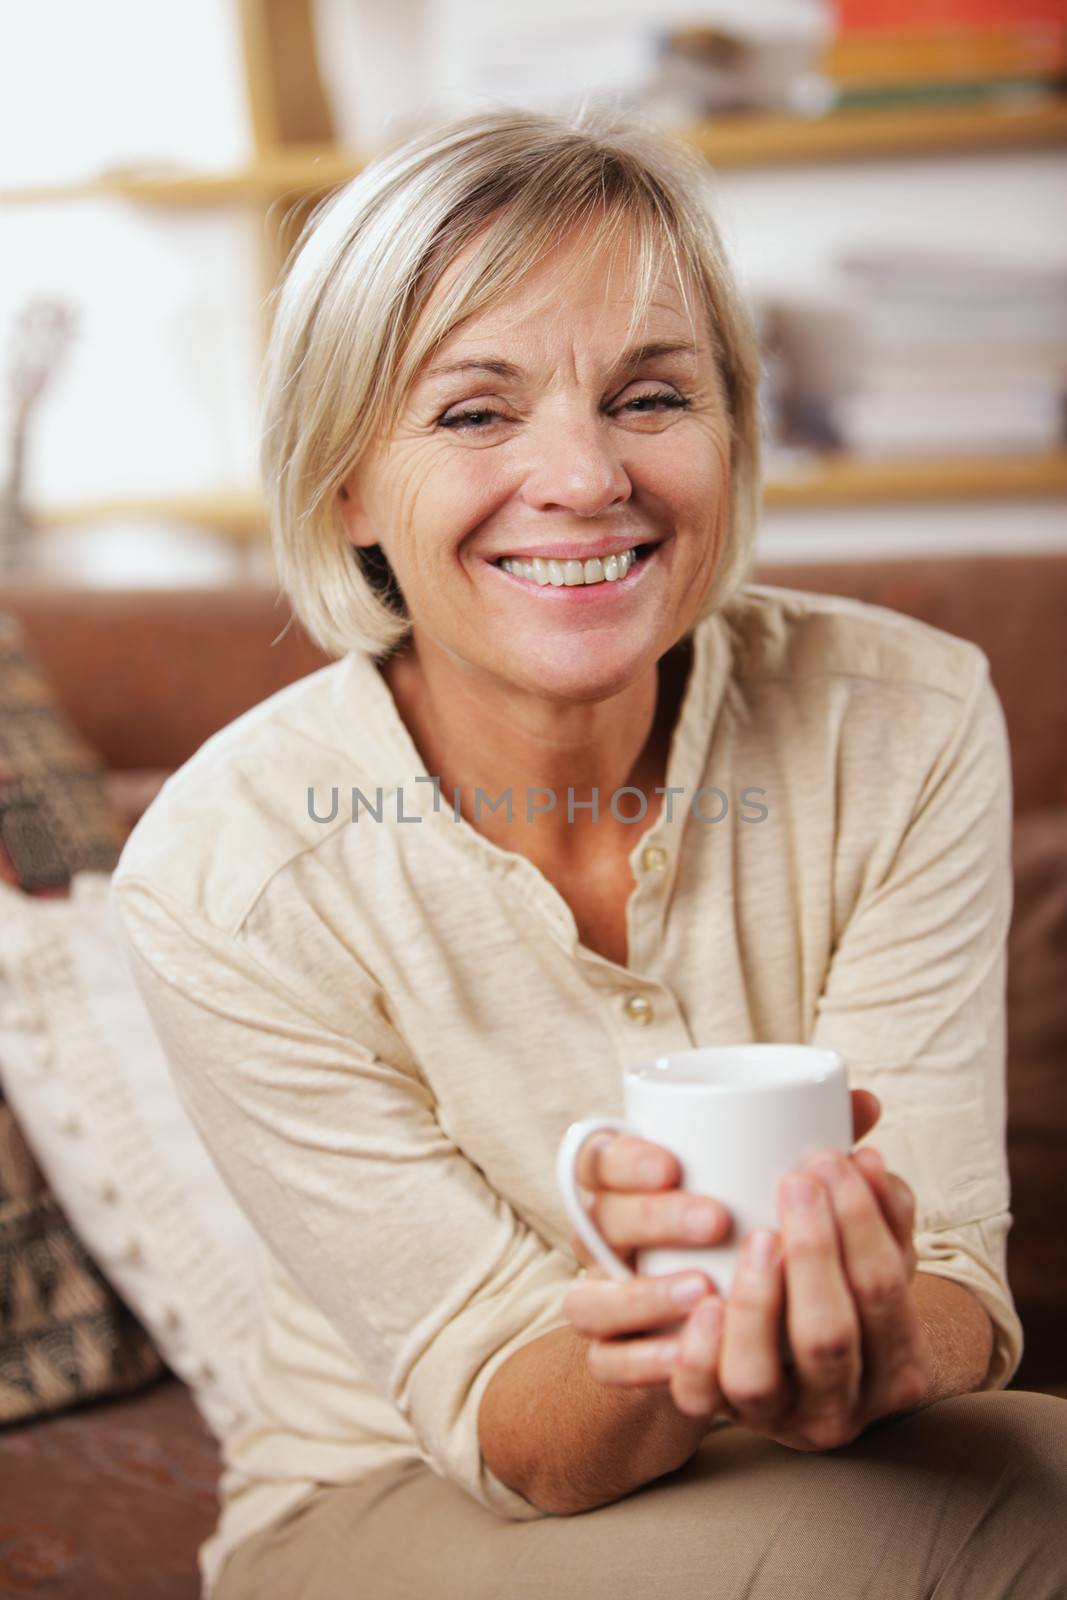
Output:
[{"xmin": 830, "ymin": 249, "xmax": 1067, "ymax": 457}]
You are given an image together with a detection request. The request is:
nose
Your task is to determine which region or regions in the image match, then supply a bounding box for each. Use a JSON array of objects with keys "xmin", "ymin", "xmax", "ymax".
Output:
[{"xmin": 519, "ymin": 410, "xmax": 633, "ymax": 518}]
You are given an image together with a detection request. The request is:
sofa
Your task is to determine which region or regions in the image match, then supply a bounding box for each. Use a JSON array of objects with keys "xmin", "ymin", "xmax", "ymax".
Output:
[{"xmin": 1, "ymin": 552, "xmax": 1064, "ymax": 1599}]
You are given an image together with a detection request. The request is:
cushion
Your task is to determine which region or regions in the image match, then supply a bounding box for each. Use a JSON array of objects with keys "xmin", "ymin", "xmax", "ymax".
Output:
[
  {"xmin": 0, "ymin": 610, "xmax": 163, "ymax": 1424},
  {"xmin": 0, "ymin": 612, "xmax": 127, "ymax": 893},
  {"xmin": 0, "ymin": 873, "xmax": 261, "ymax": 1441},
  {"xmin": 0, "ymin": 1093, "xmax": 162, "ymax": 1429}
]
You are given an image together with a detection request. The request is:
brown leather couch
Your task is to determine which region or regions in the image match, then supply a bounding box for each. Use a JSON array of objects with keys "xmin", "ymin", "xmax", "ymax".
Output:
[{"xmin": 1, "ymin": 553, "xmax": 1064, "ymax": 1598}]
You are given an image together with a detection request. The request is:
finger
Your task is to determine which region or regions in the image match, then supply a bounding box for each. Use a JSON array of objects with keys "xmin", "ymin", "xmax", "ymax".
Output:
[
  {"xmin": 568, "ymin": 1227, "xmax": 600, "ymax": 1270},
  {"xmin": 718, "ymin": 1230, "xmax": 791, "ymax": 1427},
  {"xmin": 671, "ymin": 1295, "xmax": 726, "ymax": 1418},
  {"xmin": 574, "ymin": 1131, "xmax": 682, "ymax": 1194},
  {"xmin": 808, "ymin": 1152, "xmax": 927, "ymax": 1418},
  {"xmin": 585, "ymin": 1330, "xmax": 683, "ymax": 1389},
  {"xmin": 586, "ymin": 1186, "xmax": 732, "ymax": 1255},
  {"xmin": 851, "ymin": 1149, "xmax": 917, "ymax": 1263},
  {"xmin": 778, "ymin": 1171, "xmax": 862, "ymax": 1443},
  {"xmin": 564, "ymin": 1270, "xmax": 713, "ymax": 1339},
  {"xmin": 569, "ymin": 1193, "xmax": 636, "ymax": 1272},
  {"xmin": 838, "ymin": 1147, "xmax": 913, "ymax": 1263},
  {"xmin": 850, "ymin": 1089, "xmax": 881, "ymax": 1145}
]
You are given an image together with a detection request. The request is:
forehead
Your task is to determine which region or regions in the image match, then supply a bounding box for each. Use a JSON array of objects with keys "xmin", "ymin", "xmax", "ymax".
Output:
[{"xmin": 416, "ymin": 216, "xmax": 706, "ymax": 365}]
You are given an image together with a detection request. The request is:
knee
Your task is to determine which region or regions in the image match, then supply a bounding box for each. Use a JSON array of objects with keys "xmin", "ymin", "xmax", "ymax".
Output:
[
  {"xmin": 928, "ymin": 1388, "xmax": 1067, "ymax": 1482},
  {"xmin": 914, "ymin": 1389, "xmax": 1067, "ymax": 1592}
]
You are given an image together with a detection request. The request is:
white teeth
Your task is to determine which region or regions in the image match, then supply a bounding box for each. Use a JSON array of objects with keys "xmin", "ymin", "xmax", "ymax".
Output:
[{"xmin": 498, "ymin": 546, "xmax": 641, "ymax": 586}]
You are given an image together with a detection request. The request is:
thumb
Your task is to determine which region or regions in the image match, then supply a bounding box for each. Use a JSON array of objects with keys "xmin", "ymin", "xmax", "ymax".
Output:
[{"xmin": 850, "ymin": 1088, "xmax": 881, "ymax": 1145}]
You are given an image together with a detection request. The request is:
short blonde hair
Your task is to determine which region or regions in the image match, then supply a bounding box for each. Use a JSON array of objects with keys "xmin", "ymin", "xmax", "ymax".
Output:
[{"xmin": 261, "ymin": 105, "xmax": 762, "ymax": 660}]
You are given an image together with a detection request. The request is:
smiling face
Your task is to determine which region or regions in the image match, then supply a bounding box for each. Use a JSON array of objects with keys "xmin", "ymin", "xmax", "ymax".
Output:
[{"xmin": 339, "ymin": 216, "xmax": 734, "ymax": 706}]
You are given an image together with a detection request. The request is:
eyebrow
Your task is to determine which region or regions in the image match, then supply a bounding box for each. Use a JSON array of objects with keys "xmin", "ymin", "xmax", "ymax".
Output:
[{"xmin": 420, "ymin": 338, "xmax": 701, "ymax": 386}]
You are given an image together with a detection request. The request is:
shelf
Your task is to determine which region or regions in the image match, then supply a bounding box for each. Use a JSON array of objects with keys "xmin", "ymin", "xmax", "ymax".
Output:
[
  {"xmin": 0, "ymin": 145, "xmax": 359, "ymax": 206},
  {"xmin": 30, "ymin": 453, "xmax": 1067, "ymax": 540},
  {"xmin": 763, "ymin": 451, "xmax": 1067, "ymax": 508},
  {"xmin": 33, "ymin": 490, "xmax": 268, "ymax": 538},
  {"xmin": 679, "ymin": 94, "xmax": 1067, "ymax": 169},
  {"xmin": 4, "ymin": 96, "xmax": 1066, "ymax": 208}
]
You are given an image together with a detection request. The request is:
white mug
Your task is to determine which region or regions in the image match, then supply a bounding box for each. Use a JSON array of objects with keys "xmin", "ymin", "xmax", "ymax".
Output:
[{"xmin": 556, "ymin": 1045, "xmax": 851, "ymax": 1300}]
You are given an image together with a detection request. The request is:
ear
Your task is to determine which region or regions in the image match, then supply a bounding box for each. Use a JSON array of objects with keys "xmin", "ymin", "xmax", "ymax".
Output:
[{"xmin": 337, "ymin": 474, "xmax": 378, "ymax": 550}]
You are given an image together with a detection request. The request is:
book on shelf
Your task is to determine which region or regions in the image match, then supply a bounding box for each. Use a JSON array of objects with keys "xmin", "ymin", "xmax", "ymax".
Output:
[
  {"xmin": 832, "ymin": 393, "xmax": 1066, "ymax": 456},
  {"xmin": 828, "ymin": 80, "xmax": 1063, "ymax": 111},
  {"xmin": 839, "ymin": 254, "xmax": 1066, "ymax": 455},
  {"xmin": 826, "ymin": 23, "xmax": 1067, "ymax": 87},
  {"xmin": 834, "ymin": 0, "xmax": 1067, "ymax": 30},
  {"xmin": 763, "ymin": 246, "xmax": 1067, "ymax": 459}
]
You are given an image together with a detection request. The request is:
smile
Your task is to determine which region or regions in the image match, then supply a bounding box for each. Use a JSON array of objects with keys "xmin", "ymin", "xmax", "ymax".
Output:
[{"xmin": 491, "ymin": 543, "xmax": 656, "ymax": 589}]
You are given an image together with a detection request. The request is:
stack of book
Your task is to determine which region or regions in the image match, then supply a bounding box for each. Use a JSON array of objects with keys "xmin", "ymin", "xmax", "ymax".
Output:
[
  {"xmin": 825, "ymin": 0, "xmax": 1067, "ymax": 110},
  {"xmin": 830, "ymin": 249, "xmax": 1067, "ymax": 458}
]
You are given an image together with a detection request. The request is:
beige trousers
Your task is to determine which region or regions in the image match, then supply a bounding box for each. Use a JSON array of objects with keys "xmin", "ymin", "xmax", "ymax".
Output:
[{"xmin": 215, "ymin": 1390, "xmax": 1067, "ymax": 1600}]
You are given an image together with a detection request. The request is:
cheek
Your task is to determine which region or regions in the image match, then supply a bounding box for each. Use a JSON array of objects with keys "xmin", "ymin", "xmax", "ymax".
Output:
[
  {"xmin": 399, "ymin": 447, "xmax": 509, "ymax": 548},
  {"xmin": 643, "ymin": 423, "xmax": 731, "ymax": 519},
  {"xmin": 366, "ymin": 447, "xmax": 449, "ymax": 552}
]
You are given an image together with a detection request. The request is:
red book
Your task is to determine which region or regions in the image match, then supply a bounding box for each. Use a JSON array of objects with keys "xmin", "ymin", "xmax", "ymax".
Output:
[{"xmin": 836, "ymin": 0, "xmax": 1066, "ymax": 28}]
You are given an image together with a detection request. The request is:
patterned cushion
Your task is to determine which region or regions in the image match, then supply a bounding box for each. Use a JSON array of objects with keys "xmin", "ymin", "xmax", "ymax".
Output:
[
  {"xmin": 0, "ymin": 613, "xmax": 127, "ymax": 892},
  {"xmin": 0, "ymin": 610, "xmax": 163, "ymax": 1425},
  {"xmin": 0, "ymin": 872, "xmax": 261, "ymax": 1443}
]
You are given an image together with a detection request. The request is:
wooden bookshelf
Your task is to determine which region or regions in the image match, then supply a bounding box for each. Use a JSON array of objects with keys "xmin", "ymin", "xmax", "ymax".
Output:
[
  {"xmin": 0, "ymin": 145, "xmax": 358, "ymax": 207},
  {"xmin": 7, "ymin": 0, "xmax": 1067, "ymax": 550},
  {"xmin": 680, "ymin": 95, "xmax": 1067, "ymax": 170},
  {"xmin": 34, "ymin": 490, "xmax": 268, "ymax": 539},
  {"xmin": 763, "ymin": 451, "xmax": 1067, "ymax": 509},
  {"xmin": 3, "ymin": 97, "xmax": 1066, "ymax": 209}
]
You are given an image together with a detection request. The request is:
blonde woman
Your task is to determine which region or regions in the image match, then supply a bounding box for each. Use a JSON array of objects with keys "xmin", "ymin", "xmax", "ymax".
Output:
[{"xmin": 112, "ymin": 108, "xmax": 1067, "ymax": 1599}]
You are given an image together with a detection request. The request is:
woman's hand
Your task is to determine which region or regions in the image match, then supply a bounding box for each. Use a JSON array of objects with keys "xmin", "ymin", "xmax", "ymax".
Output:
[
  {"xmin": 563, "ymin": 1090, "xmax": 931, "ymax": 1447},
  {"xmin": 669, "ymin": 1138, "xmax": 932, "ymax": 1449}
]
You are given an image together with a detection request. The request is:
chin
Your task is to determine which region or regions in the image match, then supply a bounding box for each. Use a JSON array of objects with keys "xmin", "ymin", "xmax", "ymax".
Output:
[{"xmin": 503, "ymin": 634, "xmax": 658, "ymax": 704}]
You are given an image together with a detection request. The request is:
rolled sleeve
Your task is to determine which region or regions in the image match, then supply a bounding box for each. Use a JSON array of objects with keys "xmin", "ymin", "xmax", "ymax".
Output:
[
  {"xmin": 110, "ymin": 875, "xmax": 577, "ymax": 1518},
  {"xmin": 809, "ymin": 647, "xmax": 1023, "ymax": 1389}
]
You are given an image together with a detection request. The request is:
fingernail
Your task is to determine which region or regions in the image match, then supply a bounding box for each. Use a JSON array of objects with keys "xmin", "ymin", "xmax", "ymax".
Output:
[
  {"xmin": 669, "ymin": 1273, "xmax": 708, "ymax": 1303},
  {"xmin": 746, "ymin": 1229, "xmax": 777, "ymax": 1269},
  {"xmin": 784, "ymin": 1175, "xmax": 816, "ymax": 1210},
  {"xmin": 639, "ymin": 1157, "xmax": 667, "ymax": 1185},
  {"xmin": 690, "ymin": 1298, "xmax": 722, "ymax": 1352},
  {"xmin": 814, "ymin": 1157, "xmax": 847, "ymax": 1189}
]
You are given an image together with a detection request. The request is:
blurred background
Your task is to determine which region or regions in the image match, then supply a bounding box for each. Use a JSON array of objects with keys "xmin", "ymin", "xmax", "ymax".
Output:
[{"xmin": 1, "ymin": 0, "xmax": 1065, "ymax": 588}]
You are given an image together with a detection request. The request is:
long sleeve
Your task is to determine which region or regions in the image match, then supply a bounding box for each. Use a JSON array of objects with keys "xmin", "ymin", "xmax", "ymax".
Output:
[
  {"xmin": 809, "ymin": 646, "xmax": 1022, "ymax": 1387},
  {"xmin": 110, "ymin": 873, "xmax": 579, "ymax": 1519}
]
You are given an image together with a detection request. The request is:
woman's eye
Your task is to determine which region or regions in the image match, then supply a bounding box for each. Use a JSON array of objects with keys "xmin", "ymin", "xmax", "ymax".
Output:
[
  {"xmin": 437, "ymin": 406, "xmax": 504, "ymax": 431},
  {"xmin": 436, "ymin": 389, "xmax": 690, "ymax": 432},
  {"xmin": 621, "ymin": 388, "xmax": 690, "ymax": 416}
]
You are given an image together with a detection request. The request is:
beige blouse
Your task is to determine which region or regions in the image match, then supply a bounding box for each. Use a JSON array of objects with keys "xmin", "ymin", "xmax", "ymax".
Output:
[{"xmin": 110, "ymin": 582, "xmax": 1023, "ymax": 1599}]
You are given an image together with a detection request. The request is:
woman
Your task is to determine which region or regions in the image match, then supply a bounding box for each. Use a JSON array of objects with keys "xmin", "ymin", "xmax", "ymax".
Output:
[{"xmin": 111, "ymin": 107, "xmax": 1067, "ymax": 1599}]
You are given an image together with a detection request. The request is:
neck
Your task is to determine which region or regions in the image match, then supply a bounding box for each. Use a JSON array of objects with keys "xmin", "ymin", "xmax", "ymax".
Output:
[{"xmin": 379, "ymin": 633, "xmax": 692, "ymax": 870}]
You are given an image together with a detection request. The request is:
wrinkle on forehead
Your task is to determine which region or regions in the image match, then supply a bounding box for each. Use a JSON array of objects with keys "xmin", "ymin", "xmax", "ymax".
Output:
[
  {"xmin": 420, "ymin": 238, "xmax": 704, "ymax": 382},
  {"xmin": 503, "ymin": 224, "xmax": 694, "ymax": 335}
]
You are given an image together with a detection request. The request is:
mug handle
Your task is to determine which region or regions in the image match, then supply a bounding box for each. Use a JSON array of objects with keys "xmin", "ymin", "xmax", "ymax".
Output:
[{"xmin": 556, "ymin": 1117, "xmax": 638, "ymax": 1283}]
